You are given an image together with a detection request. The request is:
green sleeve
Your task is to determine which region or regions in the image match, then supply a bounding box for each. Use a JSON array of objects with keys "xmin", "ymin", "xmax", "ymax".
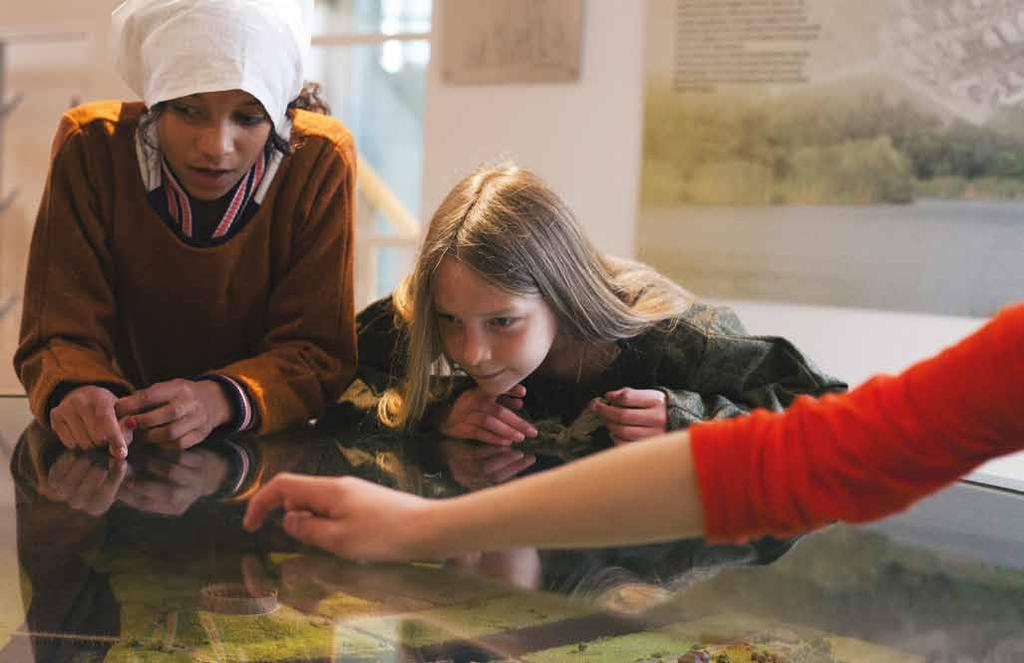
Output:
[{"xmin": 657, "ymin": 304, "xmax": 846, "ymax": 430}]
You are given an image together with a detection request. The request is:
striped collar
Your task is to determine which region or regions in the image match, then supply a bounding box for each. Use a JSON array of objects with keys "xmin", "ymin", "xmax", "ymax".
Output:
[
  {"xmin": 135, "ymin": 118, "xmax": 287, "ymax": 239},
  {"xmin": 159, "ymin": 154, "xmax": 267, "ymax": 241}
]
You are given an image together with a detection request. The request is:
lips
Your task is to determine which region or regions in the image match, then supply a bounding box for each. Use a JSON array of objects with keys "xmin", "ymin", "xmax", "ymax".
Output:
[
  {"xmin": 189, "ymin": 166, "xmax": 235, "ymax": 188},
  {"xmin": 470, "ymin": 369, "xmax": 504, "ymax": 381}
]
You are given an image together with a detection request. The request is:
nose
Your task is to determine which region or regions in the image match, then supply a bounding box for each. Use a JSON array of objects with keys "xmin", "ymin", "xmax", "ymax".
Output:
[
  {"xmin": 456, "ymin": 327, "xmax": 490, "ymax": 368},
  {"xmin": 196, "ymin": 120, "xmax": 235, "ymax": 159}
]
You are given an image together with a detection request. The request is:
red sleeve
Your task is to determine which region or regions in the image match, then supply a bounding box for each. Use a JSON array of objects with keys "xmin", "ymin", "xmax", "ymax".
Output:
[{"xmin": 690, "ymin": 303, "xmax": 1024, "ymax": 542}]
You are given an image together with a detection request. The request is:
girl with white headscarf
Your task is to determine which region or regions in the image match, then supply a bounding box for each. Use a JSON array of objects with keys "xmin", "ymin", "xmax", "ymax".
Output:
[{"xmin": 15, "ymin": 0, "xmax": 357, "ymax": 458}]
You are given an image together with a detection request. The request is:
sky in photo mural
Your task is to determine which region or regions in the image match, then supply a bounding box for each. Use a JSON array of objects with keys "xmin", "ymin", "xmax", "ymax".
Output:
[{"xmin": 639, "ymin": 0, "xmax": 1024, "ymax": 317}]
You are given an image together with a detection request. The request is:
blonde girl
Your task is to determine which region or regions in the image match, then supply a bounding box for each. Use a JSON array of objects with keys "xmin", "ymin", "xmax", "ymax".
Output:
[{"xmin": 356, "ymin": 164, "xmax": 843, "ymax": 488}]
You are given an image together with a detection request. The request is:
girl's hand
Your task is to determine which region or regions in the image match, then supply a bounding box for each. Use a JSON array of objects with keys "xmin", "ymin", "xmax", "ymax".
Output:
[
  {"xmin": 591, "ymin": 387, "xmax": 668, "ymax": 446},
  {"xmin": 438, "ymin": 439, "xmax": 536, "ymax": 489},
  {"xmin": 243, "ymin": 473, "xmax": 440, "ymax": 561},
  {"xmin": 50, "ymin": 385, "xmax": 133, "ymax": 458},
  {"xmin": 116, "ymin": 379, "xmax": 232, "ymax": 450},
  {"xmin": 439, "ymin": 384, "xmax": 538, "ymax": 446}
]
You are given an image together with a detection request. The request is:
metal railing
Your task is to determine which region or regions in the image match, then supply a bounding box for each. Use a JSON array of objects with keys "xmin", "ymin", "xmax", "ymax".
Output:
[
  {"xmin": 312, "ymin": 31, "xmax": 430, "ymax": 47},
  {"xmin": 354, "ymin": 153, "xmax": 421, "ymax": 307},
  {"xmin": 312, "ymin": 29, "xmax": 430, "ymax": 306}
]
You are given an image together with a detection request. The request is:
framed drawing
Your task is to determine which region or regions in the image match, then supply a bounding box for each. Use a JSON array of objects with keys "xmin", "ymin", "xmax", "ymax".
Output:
[{"xmin": 442, "ymin": 0, "xmax": 583, "ymax": 84}]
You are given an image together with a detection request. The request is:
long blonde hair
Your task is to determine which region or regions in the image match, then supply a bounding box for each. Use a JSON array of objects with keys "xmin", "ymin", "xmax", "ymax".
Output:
[{"xmin": 380, "ymin": 164, "xmax": 692, "ymax": 429}]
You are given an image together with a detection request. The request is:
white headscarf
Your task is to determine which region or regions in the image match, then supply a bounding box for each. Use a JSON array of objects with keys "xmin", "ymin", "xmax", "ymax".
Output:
[{"xmin": 111, "ymin": 0, "xmax": 313, "ymax": 134}]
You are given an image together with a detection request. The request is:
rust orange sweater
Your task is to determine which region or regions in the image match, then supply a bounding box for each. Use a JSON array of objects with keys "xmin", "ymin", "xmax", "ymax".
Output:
[
  {"xmin": 15, "ymin": 101, "xmax": 357, "ymax": 434},
  {"xmin": 691, "ymin": 303, "xmax": 1024, "ymax": 542}
]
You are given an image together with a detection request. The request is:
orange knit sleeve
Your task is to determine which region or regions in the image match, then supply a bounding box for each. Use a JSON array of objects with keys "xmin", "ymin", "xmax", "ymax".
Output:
[
  {"xmin": 213, "ymin": 131, "xmax": 357, "ymax": 434},
  {"xmin": 14, "ymin": 114, "xmax": 133, "ymax": 424}
]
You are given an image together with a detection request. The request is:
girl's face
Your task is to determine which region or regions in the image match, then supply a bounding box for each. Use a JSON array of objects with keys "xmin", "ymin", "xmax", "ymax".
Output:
[
  {"xmin": 433, "ymin": 257, "xmax": 560, "ymax": 396},
  {"xmin": 156, "ymin": 89, "xmax": 272, "ymax": 201}
]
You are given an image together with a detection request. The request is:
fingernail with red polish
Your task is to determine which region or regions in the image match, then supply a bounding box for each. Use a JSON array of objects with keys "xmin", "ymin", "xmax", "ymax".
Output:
[{"xmin": 125, "ymin": 418, "xmax": 137, "ymax": 430}]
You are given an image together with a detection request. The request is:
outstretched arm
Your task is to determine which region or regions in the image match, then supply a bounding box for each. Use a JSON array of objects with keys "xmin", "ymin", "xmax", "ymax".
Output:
[{"xmin": 243, "ymin": 431, "xmax": 702, "ymax": 560}]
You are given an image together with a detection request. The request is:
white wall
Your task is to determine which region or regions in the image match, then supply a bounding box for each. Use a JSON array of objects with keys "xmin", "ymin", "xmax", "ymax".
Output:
[
  {"xmin": 420, "ymin": 0, "xmax": 645, "ymax": 257},
  {"xmin": 1, "ymin": 1, "xmax": 131, "ymax": 393}
]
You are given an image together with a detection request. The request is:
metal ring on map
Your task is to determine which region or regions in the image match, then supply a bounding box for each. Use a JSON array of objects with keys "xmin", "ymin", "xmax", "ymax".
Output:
[{"xmin": 199, "ymin": 583, "xmax": 278, "ymax": 615}]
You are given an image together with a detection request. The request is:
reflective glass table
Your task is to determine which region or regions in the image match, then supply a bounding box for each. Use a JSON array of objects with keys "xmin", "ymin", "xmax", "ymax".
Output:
[{"xmin": 0, "ymin": 394, "xmax": 1021, "ymax": 663}]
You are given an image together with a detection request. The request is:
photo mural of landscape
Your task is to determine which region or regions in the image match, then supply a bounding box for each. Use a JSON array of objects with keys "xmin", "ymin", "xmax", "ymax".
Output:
[{"xmin": 639, "ymin": 0, "xmax": 1024, "ymax": 316}]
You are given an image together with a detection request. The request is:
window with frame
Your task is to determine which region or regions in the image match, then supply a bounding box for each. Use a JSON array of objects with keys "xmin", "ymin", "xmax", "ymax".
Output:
[{"xmin": 311, "ymin": 0, "xmax": 432, "ymax": 308}]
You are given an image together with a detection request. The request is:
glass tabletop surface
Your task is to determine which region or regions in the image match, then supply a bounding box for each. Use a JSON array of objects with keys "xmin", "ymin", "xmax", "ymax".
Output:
[{"xmin": 0, "ymin": 394, "xmax": 1021, "ymax": 663}]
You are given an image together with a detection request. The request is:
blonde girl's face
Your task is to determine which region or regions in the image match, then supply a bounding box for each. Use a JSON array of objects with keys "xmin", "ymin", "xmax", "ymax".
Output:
[{"xmin": 432, "ymin": 257, "xmax": 560, "ymax": 396}]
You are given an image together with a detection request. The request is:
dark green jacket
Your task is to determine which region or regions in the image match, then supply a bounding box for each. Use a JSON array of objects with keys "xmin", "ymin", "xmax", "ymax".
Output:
[{"xmin": 347, "ymin": 295, "xmax": 846, "ymax": 460}]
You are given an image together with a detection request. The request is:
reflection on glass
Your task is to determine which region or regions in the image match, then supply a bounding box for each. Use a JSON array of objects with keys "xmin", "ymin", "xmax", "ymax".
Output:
[{"xmin": 5, "ymin": 401, "xmax": 1024, "ymax": 661}]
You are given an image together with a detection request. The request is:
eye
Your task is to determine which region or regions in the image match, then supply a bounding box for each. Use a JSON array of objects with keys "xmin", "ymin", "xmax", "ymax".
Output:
[
  {"xmin": 489, "ymin": 317, "xmax": 518, "ymax": 329},
  {"xmin": 235, "ymin": 112, "xmax": 267, "ymax": 127},
  {"xmin": 170, "ymin": 102, "xmax": 202, "ymax": 118}
]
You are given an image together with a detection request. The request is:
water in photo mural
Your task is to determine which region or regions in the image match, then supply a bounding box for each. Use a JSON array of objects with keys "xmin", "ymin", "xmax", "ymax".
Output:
[{"xmin": 639, "ymin": 0, "xmax": 1024, "ymax": 316}]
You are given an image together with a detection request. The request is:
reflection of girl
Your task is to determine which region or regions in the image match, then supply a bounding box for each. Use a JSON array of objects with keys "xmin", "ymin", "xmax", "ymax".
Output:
[
  {"xmin": 357, "ymin": 164, "xmax": 843, "ymax": 487},
  {"xmin": 244, "ymin": 302, "xmax": 1024, "ymax": 561},
  {"xmin": 15, "ymin": 0, "xmax": 356, "ymax": 457}
]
